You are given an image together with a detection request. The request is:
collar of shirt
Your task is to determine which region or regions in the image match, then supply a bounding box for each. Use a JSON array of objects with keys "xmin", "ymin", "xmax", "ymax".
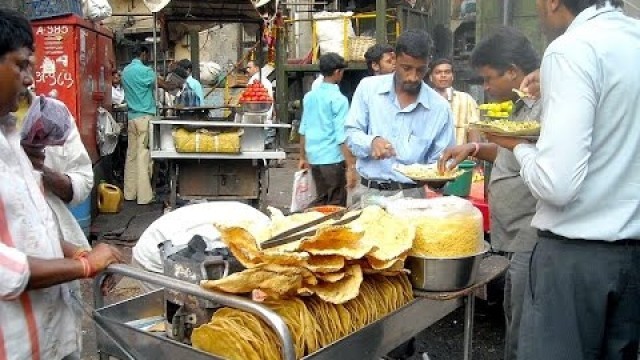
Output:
[
  {"xmin": 376, "ymin": 74, "xmax": 431, "ymax": 112},
  {"xmin": 567, "ymin": 1, "xmax": 622, "ymax": 32},
  {"xmin": 318, "ymin": 82, "xmax": 339, "ymax": 90}
]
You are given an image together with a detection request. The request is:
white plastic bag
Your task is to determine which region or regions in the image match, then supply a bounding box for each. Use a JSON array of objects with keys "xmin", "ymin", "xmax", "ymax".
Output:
[
  {"xmin": 82, "ymin": 0, "xmax": 112, "ymax": 21},
  {"xmin": 290, "ymin": 169, "xmax": 317, "ymax": 212},
  {"xmin": 96, "ymin": 107, "xmax": 121, "ymax": 156}
]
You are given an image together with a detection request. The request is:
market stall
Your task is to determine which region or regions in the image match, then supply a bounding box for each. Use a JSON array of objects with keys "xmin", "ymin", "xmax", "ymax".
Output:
[
  {"xmin": 145, "ymin": 0, "xmax": 286, "ymax": 209},
  {"xmin": 93, "ymin": 258, "xmax": 507, "ymax": 360},
  {"xmin": 94, "ymin": 202, "xmax": 508, "ymax": 360}
]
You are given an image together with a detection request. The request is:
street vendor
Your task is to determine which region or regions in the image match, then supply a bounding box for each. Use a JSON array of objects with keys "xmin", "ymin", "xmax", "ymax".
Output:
[
  {"xmin": 437, "ymin": 27, "xmax": 541, "ymax": 360},
  {"xmin": 121, "ymin": 45, "xmax": 170, "ymax": 205},
  {"xmin": 489, "ymin": 0, "xmax": 640, "ymax": 359},
  {"xmin": 0, "ymin": 9, "xmax": 124, "ymax": 359},
  {"xmin": 345, "ymin": 29, "xmax": 456, "ymax": 205},
  {"xmin": 128, "ymin": 202, "xmax": 270, "ymax": 292},
  {"xmin": 17, "ymin": 88, "xmax": 95, "ymax": 358}
]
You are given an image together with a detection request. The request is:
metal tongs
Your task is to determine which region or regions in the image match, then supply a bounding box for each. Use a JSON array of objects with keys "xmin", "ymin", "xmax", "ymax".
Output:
[{"xmin": 260, "ymin": 207, "xmax": 362, "ymax": 249}]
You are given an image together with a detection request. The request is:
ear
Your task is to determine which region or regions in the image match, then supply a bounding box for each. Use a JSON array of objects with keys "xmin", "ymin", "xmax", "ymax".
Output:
[
  {"xmin": 549, "ymin": 0, "xmax": 562, "ymax": 12},
  {"xmin": 505, "ymin": 65, "xmax": 520, "ymax": 81},
  {"xmin": 372, "ymin": 62, "xmax": 381, "ymax": 73},
  {"xmin": 507, "ymin": 64, "xmax": 526, "ymax": 80}
]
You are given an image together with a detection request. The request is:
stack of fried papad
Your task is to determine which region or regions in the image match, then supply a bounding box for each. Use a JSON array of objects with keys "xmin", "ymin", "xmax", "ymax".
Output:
[
  {"xmin": 202, "ymin": 206, "xmax": 415, "ymax": 305},
  {"xmin": 192, "ymin": 275, "xmax": 414, "ymax": 360}
]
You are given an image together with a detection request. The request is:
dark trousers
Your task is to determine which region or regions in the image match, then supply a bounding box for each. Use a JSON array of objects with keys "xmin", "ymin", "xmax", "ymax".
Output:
[
  {"xmin": 519, "ymin": 234, "xmax": 640, "ymax": 360},
  {"xmin": 309, "ymin": 162, "xmax": 347, "ymax": 207}
]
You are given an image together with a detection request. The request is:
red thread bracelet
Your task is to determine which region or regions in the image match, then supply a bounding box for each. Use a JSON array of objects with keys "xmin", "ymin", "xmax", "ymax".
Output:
[{"xmin": 78, "ymin": 257, "xmax": 95, "ymax": 278}]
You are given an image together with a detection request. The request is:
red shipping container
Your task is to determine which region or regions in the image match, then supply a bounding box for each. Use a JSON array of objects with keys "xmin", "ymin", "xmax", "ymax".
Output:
[{"xmin": 32, "ymin": 15, "xmax": 113, "ymax": 163}]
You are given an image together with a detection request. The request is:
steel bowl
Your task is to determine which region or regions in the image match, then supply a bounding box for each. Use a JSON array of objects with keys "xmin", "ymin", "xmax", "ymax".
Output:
[
  {"xmin": 241, "ymin": 101, "xmax": 272, "ymax": 113},
  {"xmin": 406, "ymin": 242, "xmax": 490, "ymax": 292}
]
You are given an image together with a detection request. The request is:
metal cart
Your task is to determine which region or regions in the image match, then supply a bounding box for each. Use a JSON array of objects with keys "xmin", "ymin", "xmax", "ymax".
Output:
[
  {"xmin": 149, "ymin": 116, "xmax": 290, "ymax": 209},
  {"xmin": 93, "ymin": 257, "xmax": 508, "ymax": 360}
]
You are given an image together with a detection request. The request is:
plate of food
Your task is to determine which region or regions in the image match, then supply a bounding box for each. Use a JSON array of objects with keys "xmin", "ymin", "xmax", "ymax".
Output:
[
  {"xmin": 469, "ymin": 119, "xmax": 541, "ymax": 137},
  {"xmin": 394, "ymin": 164, "xmax": 465, "ymax": 187}
]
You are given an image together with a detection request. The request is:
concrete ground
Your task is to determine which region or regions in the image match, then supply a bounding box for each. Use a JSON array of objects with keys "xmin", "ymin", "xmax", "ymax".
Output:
[{"xmin": 80, "ymin": 158, "xmax": 505, "ymax": 360}]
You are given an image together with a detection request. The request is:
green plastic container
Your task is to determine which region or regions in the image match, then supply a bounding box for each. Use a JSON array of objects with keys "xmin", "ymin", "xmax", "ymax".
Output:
[{"xmin": 443, "ymin": 160, "xmax": 476, "ymax": 197}]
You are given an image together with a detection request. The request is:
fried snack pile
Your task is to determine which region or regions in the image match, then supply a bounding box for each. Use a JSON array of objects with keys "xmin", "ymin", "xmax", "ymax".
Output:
[
  {"xmin": 473, "ymin": 119, "xmax": 541, "ymax": 135},
  {"xmin": 192, "ymin": 275, "xmax": 414, "ymax": 360},
  {"xmin": 394, "ymin": 163, "xmax": 464, "ymax": 181},
  {"xmin": 202, "ymin": 205, "xmax": 414, "ymax": 305}
]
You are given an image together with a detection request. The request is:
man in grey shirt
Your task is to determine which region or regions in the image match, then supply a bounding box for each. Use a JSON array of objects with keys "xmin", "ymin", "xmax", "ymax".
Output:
[{"xmin": 438, "ymin": 27, "xmax": 541, "ymax": 360}]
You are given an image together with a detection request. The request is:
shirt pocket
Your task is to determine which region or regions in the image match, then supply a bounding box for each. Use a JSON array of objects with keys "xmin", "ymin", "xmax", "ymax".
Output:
[{"xmin": 402, "ymin": 132, "xmax": 433, "ymax": 163}]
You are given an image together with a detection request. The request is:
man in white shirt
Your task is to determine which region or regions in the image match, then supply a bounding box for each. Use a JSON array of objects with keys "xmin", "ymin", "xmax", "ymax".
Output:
[
  {"xmin": 131, "ymin": 202, "xmax": 270, "ymax": 291},
  {"xmin": 18, "ymin": 92, "xmax": 94, "ymax": 358},
  {"xmin": 0, "ymin": 9, "xmax": 123, "ymax": 359},
  {"xmin": 428, "ymin": 58, "xmax": 481, "ymax": 145},
  {"xmin": 489, "ymin": 1, "xmax": 640, "ymax": 359},
  {"xmin": 111, "ymin": 69, "xmax": 125, "ymax": 106}
]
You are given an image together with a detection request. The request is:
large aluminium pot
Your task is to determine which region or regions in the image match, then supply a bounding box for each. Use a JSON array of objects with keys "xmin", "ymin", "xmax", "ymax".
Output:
[{"xmin": 406, "ymin": 242, "xmax": 489, "ymax": 292}]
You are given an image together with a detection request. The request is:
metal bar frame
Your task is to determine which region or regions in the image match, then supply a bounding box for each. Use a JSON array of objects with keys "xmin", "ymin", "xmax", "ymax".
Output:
[{"xmin": 94, "ymin": 264, "xmax": 297, "ymax": 360}]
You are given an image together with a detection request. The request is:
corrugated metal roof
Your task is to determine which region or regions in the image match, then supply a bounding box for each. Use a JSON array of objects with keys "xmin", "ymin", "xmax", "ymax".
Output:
[{"xmin": 158, "ymin": 0, "xmax": 263, "ymax": 23}]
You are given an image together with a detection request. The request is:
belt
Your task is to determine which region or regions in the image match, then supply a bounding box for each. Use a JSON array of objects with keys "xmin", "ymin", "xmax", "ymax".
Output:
[
  {"xmin": 360, "ymin": 178, "xmax": 420, "ymax": 191},
  {"xmin": 538, "ymin": 230, "xmax": 640, "ymax": 245}
]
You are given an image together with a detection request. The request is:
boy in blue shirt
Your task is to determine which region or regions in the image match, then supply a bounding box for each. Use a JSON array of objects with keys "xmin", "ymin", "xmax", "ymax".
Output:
[{"xmin": 298, "ymin": 53, "xmax": 355, "ymax": 207}]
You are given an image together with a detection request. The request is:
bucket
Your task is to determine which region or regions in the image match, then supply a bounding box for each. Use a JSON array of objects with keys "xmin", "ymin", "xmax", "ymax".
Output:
[
  {"xmin": 98, "ymin": 183, "xmax": 123, "ymax": 214},
  {"xmin": 443, "ymin": 160, "xmax": 476, "ymax": 197},
  {"xmin": 68, "ymin": 195, "xmax": 91, "ymax": 237}
]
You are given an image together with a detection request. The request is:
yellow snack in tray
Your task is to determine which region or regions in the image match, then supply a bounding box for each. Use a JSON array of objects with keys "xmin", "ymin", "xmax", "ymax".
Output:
[
  {"xmin": 299, "ymin": 226, "xmax": 372, "ymax": 259},
  {"xmin": 307, "ymin": 264, "xmax": 363, "ymax": 304},
  {"xmin": 410, "ymin": 215, "xmax": 483, "ymax": 257},
  {"xmin": 350, "ymin": 205, "xmax": 415, "ymax": 261},
  {"xmin": 304, "ymin": 255, "xmax": 345, "ymax": 273},
  {"xmin": 394, "ymin": 163, "xmax": 464, "ymax": 181},
  {"xmin": 481, "ymin": 119, "xmax": 540, "ymax": 133},
  {"xmin": 194, "ymin": 275, "xmax": 414, "ymax": 360},
  {"xmin": 200, "ymin": 264, "xmax": 315, "ymax": 299}
]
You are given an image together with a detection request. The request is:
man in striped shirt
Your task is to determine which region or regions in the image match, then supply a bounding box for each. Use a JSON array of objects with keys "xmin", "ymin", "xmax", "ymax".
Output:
[{"xmin": 0, "ymin": 9, "xmax": 123, "ymax": 359}]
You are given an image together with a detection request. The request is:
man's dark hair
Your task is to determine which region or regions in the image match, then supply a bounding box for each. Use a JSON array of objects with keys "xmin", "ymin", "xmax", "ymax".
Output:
[
  {"xmin": 177, "ymin": 59, "xmax": 192, "ymax": 71},
  {"xmin": 428, "ymin": 58, "xmax": 453, "ymax": 76},
  {"xmin": 172, "ymin": 66, "xmax": 189, "ymax": 80},
  {"xmin": 0, "ymin": 9, "xmax": 34, "ymax": 59},
  {"xmin": 364, "ymin": 43, "xmax": 394, "ymax": 74},
  {"xmin": 395, "ymin": 29, "xmax": 432, "ymax": 60},
  {"xmin": 560, "ymin": 0, "xmax": 623, "ymax": 16},
  {"xmin": 318, "ymin": 52, "xmax": 346, "ymax": 77},
  {"xmin": 471, "ymin": 27, "xmax": 540, "ymax": 75},
  {"xmin": 132, "ymin": 45, "xmax": 150, "ymax": 58}
]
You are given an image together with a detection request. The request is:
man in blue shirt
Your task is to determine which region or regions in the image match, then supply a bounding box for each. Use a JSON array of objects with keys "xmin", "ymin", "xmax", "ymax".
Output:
[
  {"xmin": 345, "ymin": 30, "xmax": 455, "ymax": 204},
  {"xmin": 298, "ymin": 53, "xmax": 354, "ymax": 206},
  {"xmin": 121, "ymin": 45, "xmax": 160, "ymax": 205},
  {"xmin": 177, "ymin": 59, "xmax": 204, "ymax": 105}
]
